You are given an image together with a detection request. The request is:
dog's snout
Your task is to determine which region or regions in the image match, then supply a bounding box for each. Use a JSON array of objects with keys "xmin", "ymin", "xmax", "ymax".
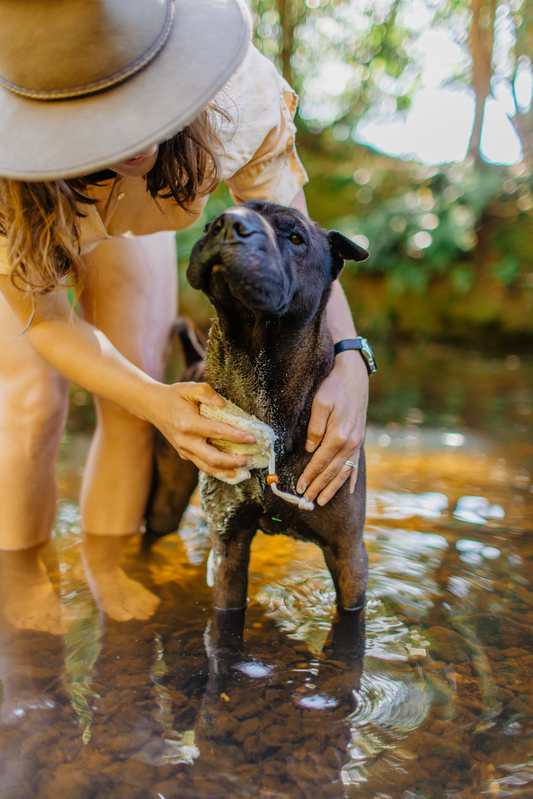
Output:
[
  {"xmin": 210, "ymin": 211, "xmax": 258, "ymax": 242},
  {"xmin": 231, "ymin": 218, "xmax": 254, "ymax": 239}
]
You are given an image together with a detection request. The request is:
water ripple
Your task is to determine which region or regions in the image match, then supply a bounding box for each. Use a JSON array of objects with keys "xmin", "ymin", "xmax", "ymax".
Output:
[{"xmin": 353, "ymin": 672, "xmax": 431, "ymax": 735}]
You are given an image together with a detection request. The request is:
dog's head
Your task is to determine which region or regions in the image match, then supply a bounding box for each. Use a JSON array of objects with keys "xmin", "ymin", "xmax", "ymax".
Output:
[{"xmin": 187, "ymin": 201, "xmax": 368, "ymax": 324}]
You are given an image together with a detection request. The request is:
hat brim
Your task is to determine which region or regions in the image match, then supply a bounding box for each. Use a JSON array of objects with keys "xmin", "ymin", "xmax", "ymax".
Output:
[{"xmin": 0, "ymin": 0, "xmax": 251, "ymax": 180}]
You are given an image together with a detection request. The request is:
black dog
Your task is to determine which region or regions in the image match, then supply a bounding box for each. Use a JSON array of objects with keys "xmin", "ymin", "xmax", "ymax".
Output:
[{"xmin": 146, "ymin": 201, "xmax": 369, "ymax": 612}]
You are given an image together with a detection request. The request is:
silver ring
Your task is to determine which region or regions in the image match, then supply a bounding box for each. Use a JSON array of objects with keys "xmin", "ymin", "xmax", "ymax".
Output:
[{"xmin": 345, "ymin": 460, "xmax": 358, "ymax": 468}]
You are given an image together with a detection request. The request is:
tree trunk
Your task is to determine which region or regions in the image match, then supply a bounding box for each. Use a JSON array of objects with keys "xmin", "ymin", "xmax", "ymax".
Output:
[
  {"xmin": 276, "ymin": 0, "xmax": 304, "ymax": 87},
  {"xmin": 510, "ymin": 107, "xmax": 533, "ymax": 164},
  {"xmin": 468, "ymin": 0, "xmax": 496, "ymax": 163},
  {"xmin": 509, "ymin": 29, "xmax": 533, "ymax": 166}
]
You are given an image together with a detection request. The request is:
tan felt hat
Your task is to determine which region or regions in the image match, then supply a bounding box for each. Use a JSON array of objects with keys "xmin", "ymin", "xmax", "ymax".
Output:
[{"xmin": 0, "ymin": 0, "xmax": 251, "ymax": 180}]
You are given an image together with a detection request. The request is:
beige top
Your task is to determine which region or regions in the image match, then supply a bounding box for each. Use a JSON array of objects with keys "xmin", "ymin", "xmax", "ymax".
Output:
[{"xmin": 0, "ymin": 44, "xmax": 308, "ymax": 276}]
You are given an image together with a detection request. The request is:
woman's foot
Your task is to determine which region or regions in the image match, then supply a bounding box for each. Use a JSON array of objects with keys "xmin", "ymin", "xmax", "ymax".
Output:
[
  {"xmin": 0, "ymin": 546, "xmax": 62, "ymax": 635},
  {"xmin": 83, "ymin": 533, "xmax": 160, "ymax": 621}
]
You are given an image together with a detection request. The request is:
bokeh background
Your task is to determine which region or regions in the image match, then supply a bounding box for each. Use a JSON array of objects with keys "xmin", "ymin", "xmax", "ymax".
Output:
[{"xmin": 177, "ymin": 0, "xmax": 533, "ymax": 349}]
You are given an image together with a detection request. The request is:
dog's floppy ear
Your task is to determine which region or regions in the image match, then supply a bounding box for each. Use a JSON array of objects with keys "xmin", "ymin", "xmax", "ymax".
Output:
[{"xmin": 328, "ymin": 231, "xmax": 369, "ymax": 265}]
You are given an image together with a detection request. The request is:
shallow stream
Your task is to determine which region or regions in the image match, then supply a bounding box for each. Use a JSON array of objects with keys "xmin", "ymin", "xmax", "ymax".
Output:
[{"xmin": 1, "ymin": 345, "xmax": 532, "ymax": 799}]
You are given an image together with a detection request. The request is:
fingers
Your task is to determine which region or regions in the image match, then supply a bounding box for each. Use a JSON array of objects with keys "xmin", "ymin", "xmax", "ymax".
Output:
[
  {"xmin": 170, "ymin": 382, "xmax": 255, "ymax": 445},
  {"xmin": 301, "ymin": 452, "xmax": 352, "ymax": 505},
  {"xmin": 188, "ymin": 440, "xmax": 252, "ymax": 479},
  {"xmin": 297, "ymin": 355, "xmax": 368, "ymax": 505},
  {"xmin": 297, "ymin": 425, "xmax": 364, "ymax": 505},
  {"xmin": 315, "ymin": 461, "xmax": 354, "ymax": 506},
  {"xmin": 188, "ymin": 415, "xmax": 256, "ymax": 446},
  {"xmin": 165, "ymin": 382, "xmax": 257, "ymax": 477},
  {"xmin": 297, "ymin": 419, "xmax": 353, "ymax": 494},
  {"xmin": 181, "ymin": 381, "xmax": 225, "ymax": 407},
  {"xmin": 174, "ymin": 430, "xmax": 253, "ymax": 477},
  {"xmin": 305, "ymin": 394, "xmax": 333, "ymax": 453}
]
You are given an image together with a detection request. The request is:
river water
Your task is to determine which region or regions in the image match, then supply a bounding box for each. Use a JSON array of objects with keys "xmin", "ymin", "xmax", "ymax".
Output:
[{"xmin": 1, "ymin": 345, "xmax": 532, "ymax": 799}]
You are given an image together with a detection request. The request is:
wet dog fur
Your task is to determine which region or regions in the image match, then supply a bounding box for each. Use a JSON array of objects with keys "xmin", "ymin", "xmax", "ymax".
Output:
[{"xmin": 145, "ymin": 201, "xmax": 370, "ymax": 612}]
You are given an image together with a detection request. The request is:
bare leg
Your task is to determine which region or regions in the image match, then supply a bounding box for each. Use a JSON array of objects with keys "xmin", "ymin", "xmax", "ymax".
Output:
[
  {"xmin": 0, "ymin": 546, "xmax": 62, "ymax": 635},
  {"xmin": 78, "ymin": 232, "xmax": 177, "ymax": 620},
  {"xmin": 0, "ymin": 291, "xmax": 69, "ymax": 633}
]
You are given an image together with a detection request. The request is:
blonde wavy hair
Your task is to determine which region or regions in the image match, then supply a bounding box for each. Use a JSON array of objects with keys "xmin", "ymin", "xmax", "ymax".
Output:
[{"xmin": 0, "ymin": 105, "xmax": 225, "ymax": 300}]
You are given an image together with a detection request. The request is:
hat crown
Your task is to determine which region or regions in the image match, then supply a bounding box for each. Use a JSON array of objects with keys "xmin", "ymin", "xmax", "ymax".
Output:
[{"xmin": 0, "ymin": 0, "xmax": 170, "ymax": 95}]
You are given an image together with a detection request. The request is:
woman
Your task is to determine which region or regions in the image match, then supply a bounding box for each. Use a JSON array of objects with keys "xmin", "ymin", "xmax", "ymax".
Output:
[{"xmin": 0, "ymin": 0, "xmax": 369, "ymax": 630}]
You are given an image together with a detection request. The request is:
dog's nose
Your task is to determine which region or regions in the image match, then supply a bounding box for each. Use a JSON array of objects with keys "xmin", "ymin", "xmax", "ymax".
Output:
[{"xmin": 210, "ymin": 211, "xmax": 257, "ymax": 241}]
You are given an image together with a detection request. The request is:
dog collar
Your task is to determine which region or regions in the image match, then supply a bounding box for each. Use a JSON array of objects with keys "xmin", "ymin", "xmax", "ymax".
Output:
[{"xmin": 334, "ymin": 337, "xmax": 377, "ymax": 375}]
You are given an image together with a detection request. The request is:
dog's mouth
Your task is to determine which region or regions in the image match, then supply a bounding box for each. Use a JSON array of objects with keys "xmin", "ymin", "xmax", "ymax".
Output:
[
  {"xmin": 204, "ymin": 260, "xmax": 234, "ymax": 302},
  {"xmin": 190, "ymin": 243, "xmax": 292, "ymax": 316}
]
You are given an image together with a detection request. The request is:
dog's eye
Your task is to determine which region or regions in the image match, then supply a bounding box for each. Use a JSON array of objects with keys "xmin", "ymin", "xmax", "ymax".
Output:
[{"xmin": 289, "ymin": 233, "xmax": 304, "ymax": 245}]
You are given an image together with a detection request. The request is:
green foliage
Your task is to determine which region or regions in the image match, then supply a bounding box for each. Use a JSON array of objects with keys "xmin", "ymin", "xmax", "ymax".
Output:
[
  {"xmin": 249, "ymin": 0, "xmax": 415, "ymax": 133},
  {"xmin": 175, "ymin": 142, "xmax": 533, "ymax": 340},
  {"xmin": 303, "ymin": 140, "xmax": 533, "ymax": 289},
  {"xmin": 491, "ymin": 256, "xmax": 520, "ymax": 285},
  {"xmin": 175, "ymin": 1, "xmax": 533, "ymax": 340},
  {"xmin": 301, "ymin": 139, "xmax": 533, "ymax": 340}
]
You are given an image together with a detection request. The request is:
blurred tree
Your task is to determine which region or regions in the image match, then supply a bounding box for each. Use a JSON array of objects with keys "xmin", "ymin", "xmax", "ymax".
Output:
[
  {"xmin": 250, "ymin": 0, "xmax": 532, "ymax": 165},
  {"xmin": 510, "ymin": 0, "xmax": 533, "ymax": 161},
  {"xmin": 459, "ymin": 0, "xmax": 533, "ymax": 164},
  {"xmin": 468, "ymin": 0, "xmax": 497, "ymax": 163},
  {"xmin": 250, "ymin": 0, "xmax": 415, "ymax": 134}
]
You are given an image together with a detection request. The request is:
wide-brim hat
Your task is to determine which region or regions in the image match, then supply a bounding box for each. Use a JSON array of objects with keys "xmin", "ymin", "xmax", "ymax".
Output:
[{"xmin": 0, "ymin": 0, "xmax": 251, "ymax": 181}]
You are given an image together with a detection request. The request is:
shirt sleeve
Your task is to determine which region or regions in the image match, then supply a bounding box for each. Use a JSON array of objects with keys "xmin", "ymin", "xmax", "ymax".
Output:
[{"xmin": 216, "ymin": 45, "xmax": 308, "ymax": 206}]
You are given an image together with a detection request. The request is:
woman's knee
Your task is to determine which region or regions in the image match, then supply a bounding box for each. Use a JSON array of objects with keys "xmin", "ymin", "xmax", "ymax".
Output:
[
  {"xmin": 1, "ymin": 371, "xmax": 69, "ymax": 455},
  {"xmin": 0, "ymin": 293, "xmax": 69, "ymax": 451}
]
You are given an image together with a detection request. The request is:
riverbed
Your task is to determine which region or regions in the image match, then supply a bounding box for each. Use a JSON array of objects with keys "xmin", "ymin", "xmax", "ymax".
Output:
[{"xmin": 1, "ymin": 345, "xmax": 532, "ymax": 799}]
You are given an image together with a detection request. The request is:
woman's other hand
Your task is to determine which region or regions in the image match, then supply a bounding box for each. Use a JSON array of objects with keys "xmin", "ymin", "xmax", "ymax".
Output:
[{"xmin": 296, "ymin": 350, "xmax": 368, "ymax": 505}]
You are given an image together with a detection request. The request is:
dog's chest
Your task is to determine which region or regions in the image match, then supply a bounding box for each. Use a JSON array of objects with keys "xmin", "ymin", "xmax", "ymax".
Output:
[
  {"xmin": 205, "ymin": 332, "xmax": 279, "ymax": 430},
  {"xmin": 199, "ymin": 471, "xmax": 264, "ymax": 535},
  {"xmin": 199, "ymin": 465, "xmax": 301, "ymax": 539}
]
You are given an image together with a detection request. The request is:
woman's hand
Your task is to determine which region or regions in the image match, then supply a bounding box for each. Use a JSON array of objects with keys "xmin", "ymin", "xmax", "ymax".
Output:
[
  {"xmin": 296, "ymin": 351, "xmax": 368, "ymax": 505},
  {"xmin": 149, "ymin": 381, "xmax": 256, "ymax": 480}
]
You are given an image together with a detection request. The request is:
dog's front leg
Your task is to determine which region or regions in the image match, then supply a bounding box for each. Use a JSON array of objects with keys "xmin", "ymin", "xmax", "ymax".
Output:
[
  {"xmin": 210, "ymin": 520, "xmax": 256, "ymax": 610},
  {"xmin": 322, "ymin": 537, "xmax": 369, "ymax": 611}
]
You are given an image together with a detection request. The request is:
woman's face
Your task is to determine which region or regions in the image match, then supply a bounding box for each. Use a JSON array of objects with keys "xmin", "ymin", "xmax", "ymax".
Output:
[{"xmin": 108, "ymin": 143, "xmax": 159, "ymax": 177}]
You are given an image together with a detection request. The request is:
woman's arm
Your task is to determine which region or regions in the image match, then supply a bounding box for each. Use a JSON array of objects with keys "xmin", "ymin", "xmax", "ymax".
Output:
[
  {"xmin": 289, "ymin": 189, "xmax": 369, "ymax": 505},
  {"xmin": 0, "ymin": 276, "xmax": 256, "ymax": 479}
]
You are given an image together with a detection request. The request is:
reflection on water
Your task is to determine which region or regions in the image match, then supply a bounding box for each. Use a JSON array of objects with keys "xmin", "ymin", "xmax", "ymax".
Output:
[{"xmin": 1, "ymin": 350, "xmax": 533, "ymax": 799}]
